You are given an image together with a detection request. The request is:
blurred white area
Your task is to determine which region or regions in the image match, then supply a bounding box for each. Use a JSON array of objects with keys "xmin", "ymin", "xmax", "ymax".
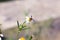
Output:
[{"xmin": 0, "ymin": 0, "xmax": 60, "ymax": 30}]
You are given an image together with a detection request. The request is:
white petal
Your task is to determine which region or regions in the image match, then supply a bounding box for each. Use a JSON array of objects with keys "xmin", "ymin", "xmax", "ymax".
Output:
[
  {"xmin": 18, "ymin": 39, "xmax": 21, "ymax": 40},
  {"xmin": 0, "ymin": 34, "xmax": 4, "ymax": 37},
  {"xmin": 0, "ymin": 37, "xmax": 2, "ymax": 40}
]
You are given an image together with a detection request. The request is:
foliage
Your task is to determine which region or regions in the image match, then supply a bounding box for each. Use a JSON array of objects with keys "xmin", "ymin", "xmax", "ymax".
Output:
[
  {"xmin": 17, "ymin": 21, "xmax": 30, "ymax": 32},
  {"xmin": 17, "ymin": 20, "xmax": 32, "ymax": 40}
]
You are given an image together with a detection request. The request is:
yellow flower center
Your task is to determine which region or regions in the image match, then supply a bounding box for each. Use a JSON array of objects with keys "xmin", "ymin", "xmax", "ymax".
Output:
[
  {"xmin": 26, "ymin": 16, "xmax": 32, "ymax": 22},
  {"xmin": 19, "ymin": 37, "xmax": 25, "ymax": 40}
]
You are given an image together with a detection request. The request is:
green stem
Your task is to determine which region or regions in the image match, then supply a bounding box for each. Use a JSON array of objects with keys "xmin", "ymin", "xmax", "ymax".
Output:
[{"xmin": 29, "ymin": 36, "xmax": 32, "ymax": 40}]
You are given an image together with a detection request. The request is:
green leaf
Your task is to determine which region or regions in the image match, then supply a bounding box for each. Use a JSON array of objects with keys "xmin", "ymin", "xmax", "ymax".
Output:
[
  {"xmin": 17, "ymin": 20, "xmax": 20, "ymax": 28},
  {"xmin": 29, "ymin": 36, "xmax": 32, "ymax": 40}
]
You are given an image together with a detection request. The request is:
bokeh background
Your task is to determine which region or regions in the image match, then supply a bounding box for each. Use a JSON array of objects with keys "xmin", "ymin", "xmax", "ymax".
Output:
[{"xmin": 0, "ymin": 0, "xmax": 60, "ymax": 40}]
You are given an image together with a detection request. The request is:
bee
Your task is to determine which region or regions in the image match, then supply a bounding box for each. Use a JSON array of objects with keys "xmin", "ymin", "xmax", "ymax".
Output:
[
  {"xmin": 29, "ymin": 16, "xmax": 33, "ymax": 21},
  {"xmin": 25, "ymin": 16, "xmax": 33, "ymax": 23}
]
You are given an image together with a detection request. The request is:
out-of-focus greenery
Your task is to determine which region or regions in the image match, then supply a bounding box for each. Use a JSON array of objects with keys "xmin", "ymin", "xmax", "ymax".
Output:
[
  {"xmin": 17, "ymin": 21, "xmax": 30, "ymax": 32},
  {"xmin": 29, "ymin": 36, "xmax": 32, "ymax": 40},
  {"xmin": 40, "ymin": 17, "xmax": 53, "ymax": 28},
  {"xmin": 2, "ymin": 18, "xmax": 54, "ymax": 40},
  {"xmin": 26, "ymin": 35, "xmax": 32, "ymax": 40}
]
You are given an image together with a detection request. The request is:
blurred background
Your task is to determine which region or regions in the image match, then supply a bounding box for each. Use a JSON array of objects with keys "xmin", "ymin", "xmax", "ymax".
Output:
[
  {"xmin": 0, "ymin": 0, "xmax": 60, "ymax": 30},
  {"xmin": 0, "ymin": 0, "xmax": 60, "ymax": 40}
]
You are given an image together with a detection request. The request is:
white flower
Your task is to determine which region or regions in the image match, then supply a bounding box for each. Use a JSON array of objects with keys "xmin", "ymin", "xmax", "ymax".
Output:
[
  {"xmin": 0, "ymin": 34, "xmax": 4, "ymax": 37},
  {"xmin": 25, "ymin": 16, "xmax": 32, "ymax": 23},
  {"xmin": 0, "ymin": 37, "xmax": 2, "ymax": 40},
  {"xmin": 0, "ymin": 34, "xmax": 4, "ymax": 40}
]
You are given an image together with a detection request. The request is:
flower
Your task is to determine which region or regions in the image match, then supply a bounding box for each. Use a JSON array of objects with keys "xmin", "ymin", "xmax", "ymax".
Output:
[
  {"xmin": 0, "ymin": 34, "xmax": 4, "ymax": 37},
  {"xmin": 0, "ymin": 37, "xmax": 1, "ymax": 40},
  {"xmin": 25, "ymin": 16, "xmax": 32, "ymax": 23},
  {"xmin": 18, "ymin": 37, "xmax": 25, "ymax": 40},
  {"xmin": 0, "ymin": 34, "xmax": 4, "ymax": 40}
]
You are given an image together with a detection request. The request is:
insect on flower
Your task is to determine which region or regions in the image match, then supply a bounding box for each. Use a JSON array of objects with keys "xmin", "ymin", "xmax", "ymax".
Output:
[
  {"xmin": 25, "ymin": 16, "xmax": 33, "ymax": 23},
  {"xmin": 18, "ymin": 37, "xmax": 25, "ymax": 40}
]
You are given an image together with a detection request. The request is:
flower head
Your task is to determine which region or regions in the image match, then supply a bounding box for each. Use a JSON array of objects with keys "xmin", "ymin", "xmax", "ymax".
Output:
[
  {"xmin": 25, "ymin": 16, "xmax": 32, "ymax": 23},
  {"xmin": 19, "ymin": 37, "xmax": 25, "ymax": 40},
  {"xmin": 0, "ymin": 34, "xmax": 4, "ymax": 37}
]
